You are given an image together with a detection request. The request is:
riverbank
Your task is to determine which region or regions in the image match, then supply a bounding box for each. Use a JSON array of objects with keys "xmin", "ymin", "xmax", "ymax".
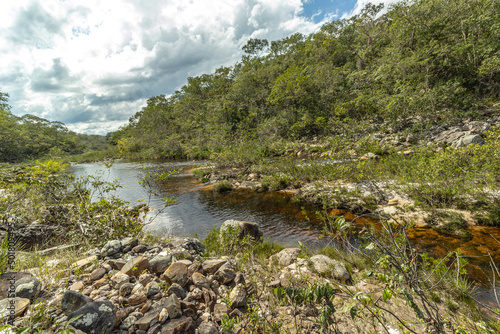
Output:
[
  {"xmin": 194, "ymin": 123, "xmax": 500, "ymax": 241},
  {"xmin": 1, "ymin": 221, "xmax": 499, "ymax": 333}
]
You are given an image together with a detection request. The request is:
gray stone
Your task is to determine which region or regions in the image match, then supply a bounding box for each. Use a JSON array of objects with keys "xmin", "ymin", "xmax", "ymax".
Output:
[
  {"xmin": 160, "ymin": 316, "xmax": 195, "ymax": 334},
  {"xmin": 119, "ymin": 283, "xmax": 135, "ymax": 297},
  {"xmin": 167, "ymin": 283, "xmax": 186, "ymax": 300},
  {"xmin": 68, "ymin": 300, "xmax": 116, "ymax": 334},
  {"xmin": 120, "ymin": 315, "xmax": 137, "ymax": 330},
  {"xmin": 61, "ymin": 290, "xmax": 93, "ymax": 315},
  {"xmin": 214, "ymin": 263, "xmax": 236, "ymax": 285},
  {"xmin": 197, "ymin": 321, "xmax": 220, "ymax": 334},
  {"xmin": 163, "ymin": 294, "xmax": 182, "ymax": 319},
  {"xmin": 273, "ymin": 248, "xmax": 301, "ymax": 266},
  {"xmin": 213, "ymin": 303, "xmax": 228, "ymax": 322},
  {"xmin": 120, "ymin": 237, "xmax": 139, "ymax": 249},
  {"xmin": 149, "ymin": 252, "xmax": 173, "ymax": 274},
  {"xmin": 100, "ymin": 240, "xmax": 122, "ymax": 257},
  {"xmin": 14, "ymin": 276, "xmax": 41, "ymax": 300},
  {"xmin": 455, "ymin": 134, "xmax": 485, "ymax": 148},
  {"xmin": 133, "ymin": 245, "xmax": 148, "ymax": 253},
  {"xmin": 135, "ymin": 309, "xmax": 160, "ymax": 331},
  {"xmin": 229, "ymin": 284, "xmax": 247, "ymax": 308},
  {"xmin": 110, "ymin": 272, "xmax": 130, "ymax": 289},
  {"xmin": 309, "ymin": 255, "xmax": 351, "ymax": 281},
  {"xmin": 180, "ymin": 238, "xmax": 206, "ymax": 254},
  {"xmin": 0, "ymin": 272, "xmax": 36, "ymax": 299},
  {"xmin": 146, "ymin": 281, "xmax": 160, "ymax": 298}
]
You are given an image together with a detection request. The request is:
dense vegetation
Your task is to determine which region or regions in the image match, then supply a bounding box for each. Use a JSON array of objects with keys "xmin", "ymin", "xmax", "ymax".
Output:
[
  {"xmin": 0, "ymin": 91, "xmax": 107, "ymax": 162},
  {"xmin": 110, "ymin": 0, "xmax": 499, "ymax": 159}
]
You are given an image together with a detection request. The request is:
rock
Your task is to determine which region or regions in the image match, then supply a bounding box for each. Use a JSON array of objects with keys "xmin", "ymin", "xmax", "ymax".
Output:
[
  {"xmin": 68, "ymin": 300, "xmax": 116, "ymax": 334},
  {"xmin": 0, "ymin": 272, "xmax": 36, "ymax": 299},
  {"xmin": 213, "ymin": 303, "xmax": 229, "ymax": 322},
  {"xmin": 139, "ymin": 273, "xmax": 155, "ymax": 287},
  {"xmin": 69, "ymin": 281, "xmax": 84, "ymax": 291},
  {"xmin": 120, "ymin": 237, "xmax": 139, "ymax": 250},
  {"xmin": 0, "ymin": 297, "xmax": 30, "ymax": 320},
  {"xmin": 160, "ymin": 316, "xmax": 195, "ymax": 334},
  {"xmin": 133, "ymin": 245, "xmax": 148, "ymax": 253},
  {"xmin": 229, "ymin": 284, "xmax": 247, "ymax": 308},
  {"xmin": 159, "ymin": 307, "xmax": 169, "ymax": 322},
  {"xmin": 0, "ymin": 223, "xmax": 58, "ymax": 250},
  {"xmin": 93, "ymin": 277, "xmax": 108, "ymax": 289},
  {"xmin": 110, "ymin": 272, "xmax": 130, "ymax": 289},
  {"xmin": 128, "ymin": 293, "xmax": 147, "ymax": 306},
  {"xmin": 197, "ymin": 321, "xmax": 220, "ymax": 334},
  {"xmin": 135, "ymin": 309, "xmax": 160, "ymax": 331},
  {"xmin": 120, "ymin": 315, "xmax": 138, "ymax": 330},
  {"xmin": 121, "ymin": 256, "xmax": 149, "ymax": 277},
  {"xmin": 214, "ymin": 263, "xmax": 236, "ymax": 285},
  {"xmin": 163, "ymin": 262, "xmax": 188, "ymax": 286},
  {"xmin": 108, "ymin": 259, "xmax": 126, "ymax": 271},
  {"xmin": 360, "ymin": 152, "xmax": 379, "ymax": 160},
  {"xmin": 120, "ymin": 283, "xmax": 135, "ymax": 297},
  {"xmin": 149, "ymin": 252, "xmax": 173, "ymax": 274},
  {"xmin": 455, "ymin": 134, "xmax": 485, "ymax": 148},
  {"xmin": 146, "ymin": 281, "xmax": 160, "ymax": 298},
  {"xmin": 72, "ymin": 256, "xmax": 98, "ymax": 272},
  {"xmin": 100, "ymin": 240, "xmax": 122, "ymax": 257},
  {"xmin": 167, "ymin": 283, "xmax": 186, "ymax": 300},
  {"xmin": 466, "ymin": 121, "xmax": 490, "ymax": 134},
  {"xmin": 181, "ymin": 238, "xmax": 206, "ymax": 254},
  {"xmin": 191, "ymin": 273, "xmax": 210, "ymax": 290},
  {"xmin": 148, "ymin": 323, "xmax": 162, "ymax": 334},
  {"xmin": 61, "ymin": 290, "xmax": 93, "ymax": 315},
  {"xmin": 387, "ymin": 199, "xmax": 399, "ymax": 206},
  {"xmin": 164, "ymin": 294, "xmax": 182, "ymax": 319},
  {"xmin": 202, "ymin": 260, "xmax": 226, "ymax": 275},
  {"xmin": 273, "ymin": 248, "xmax": 301, "ymax": 266},
  {"xmin": 309, "ymin": 255, "xmax": 351, "ymax": 281},
  {"xmin": 89, "ymin": 267, "xmax": 107, "ymax": 281},
  {"xmin": 220, "ymin": 220, "xmax": 263, "ymax": 241},
  {"xmin": 434, "ymin": 128, "xmax": 466, "ymax": 145},
  {"xmin": 14, "ymin": 276, "xmax": 41, "ymax": 300}
]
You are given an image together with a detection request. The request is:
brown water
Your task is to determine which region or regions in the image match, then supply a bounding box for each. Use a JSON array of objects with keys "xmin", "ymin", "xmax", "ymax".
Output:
[{"xmin": 69, "ymin": 160, "xmax": 500, "ymax": 305}]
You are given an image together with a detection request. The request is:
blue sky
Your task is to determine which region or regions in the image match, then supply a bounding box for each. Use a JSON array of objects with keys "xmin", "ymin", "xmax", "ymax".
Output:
[{"xmin": 0, "ymin": 0, "xmax": 394, "ymax": 134}]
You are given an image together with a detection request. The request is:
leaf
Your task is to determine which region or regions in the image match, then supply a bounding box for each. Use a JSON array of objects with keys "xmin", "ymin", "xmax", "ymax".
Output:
[{"xmin": 350, "ymin": 306, "xmax": 358, "ymax": 319}]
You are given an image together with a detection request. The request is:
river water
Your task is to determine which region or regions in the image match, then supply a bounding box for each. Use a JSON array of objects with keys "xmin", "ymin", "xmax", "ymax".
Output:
[{"xmin": 69, "ymin": 159, "xmax": 500, "ymax": 305}]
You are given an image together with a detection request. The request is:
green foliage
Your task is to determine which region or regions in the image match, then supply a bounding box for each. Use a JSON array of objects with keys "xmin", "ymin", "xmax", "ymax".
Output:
[{"xmin": 212, "ymin": 180, "xmax": 233, "ymax": 193}]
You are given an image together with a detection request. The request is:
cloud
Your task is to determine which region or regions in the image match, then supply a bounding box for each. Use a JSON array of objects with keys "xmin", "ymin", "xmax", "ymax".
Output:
[{"xmin": 0, "ymin": 0, "xmax": 334, "ymax": 135}]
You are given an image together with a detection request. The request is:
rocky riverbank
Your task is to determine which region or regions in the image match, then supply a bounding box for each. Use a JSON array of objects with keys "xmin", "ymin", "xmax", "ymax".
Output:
[{"xmin": 1, "ymin": 219, "xmax": 497, "ymax": 333}]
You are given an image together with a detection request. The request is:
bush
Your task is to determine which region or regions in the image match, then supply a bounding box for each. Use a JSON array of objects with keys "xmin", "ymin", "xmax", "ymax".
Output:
[{"xmin": 212, "ymin": 180, "xmax": 233, "ymax": 193}]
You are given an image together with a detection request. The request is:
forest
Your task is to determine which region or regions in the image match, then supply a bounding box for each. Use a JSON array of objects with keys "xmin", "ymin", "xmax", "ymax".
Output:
[{"xmin": 108, "ymin": 0, "xmax": 499, "ymax": 159}]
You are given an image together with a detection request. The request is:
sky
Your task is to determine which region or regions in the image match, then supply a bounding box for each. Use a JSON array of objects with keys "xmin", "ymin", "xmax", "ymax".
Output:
[{"xmin": 0, "ymin": 0, "xmax": 395, "ymax": 135}]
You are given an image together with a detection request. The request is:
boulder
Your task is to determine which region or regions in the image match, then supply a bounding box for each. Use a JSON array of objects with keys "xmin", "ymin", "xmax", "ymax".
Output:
[
  {"xmin": 135, "ymin": 309, "xmax": 160, "ymax": 331},
  {"xmin": 454, "ymin": 134, "xmax": 485, "ymax": 148},
  {"xmin": 167, "ymin": 283, "xmax": 186, "ymax": 300},
  {"xmin": 13, "ymin": 276, "xmax": 41, "ymax": 301},
  {"xmin": 272, "ymin": 248, "xmax": 301, "ymax": 266},
  {"xmin": 213, "ymin": 263, "xmax": 236, "ymax": 285},
  {"xmin": 61, "ymin": 291, "xmax": 94, "ymax": 315},
  {"xmin": 229, "ymin": 284, "xmax": 247, "ymax": 308},
  {"xmin": 0, "ymin": 223, "xmax": 58, "ymax": 250},
  {"xmin": 89, "ymin": 267, "xmax": 107, "ymax": 281},
  {"xmin": 220, "ymin": 220, "xmax": 263, "ymax": 241},
  {"xmin": 68, "ymin": 300, "xmax": 116, "ymax": 334},
  {"xmin": 191, "ymin": 272, "xmax": 210, "ymax": 290},
  {"xmin": 309, "ymin": 255, "xmax": 351, "ymax": 281},
  {"xmin": 0, "ymin": 272, "xmax": 34, "ymax": 299}
]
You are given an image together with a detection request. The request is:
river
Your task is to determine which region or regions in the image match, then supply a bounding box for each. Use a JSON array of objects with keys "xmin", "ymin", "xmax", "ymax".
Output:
[{"xmin": 69, "ymin": 159, "xmax": 500, "ymax": 306}]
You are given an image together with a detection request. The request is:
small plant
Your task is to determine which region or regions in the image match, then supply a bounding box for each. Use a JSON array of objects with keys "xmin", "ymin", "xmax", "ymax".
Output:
[
  {"xmin": 220, "ymin": 315, "xmax": 239, "ymax": 332},
  {"xmin": 212, "ymin": 180, "xmax": 233, "ymax": 193}
]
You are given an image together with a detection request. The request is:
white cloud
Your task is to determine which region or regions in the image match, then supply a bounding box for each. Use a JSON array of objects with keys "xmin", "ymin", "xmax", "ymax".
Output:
[{"xmin": 0, "ymin": 0, "xmax": 332, "ymax": 134}]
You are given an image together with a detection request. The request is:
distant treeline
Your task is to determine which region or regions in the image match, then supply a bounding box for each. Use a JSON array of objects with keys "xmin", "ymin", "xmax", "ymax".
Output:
[
  {"xmin": 0, "ymin": 91, "xmax": 107, "ymax": 162},
  {"xmin": 108, "ymin": 0, "xmax": 499, "ymax": 159}
]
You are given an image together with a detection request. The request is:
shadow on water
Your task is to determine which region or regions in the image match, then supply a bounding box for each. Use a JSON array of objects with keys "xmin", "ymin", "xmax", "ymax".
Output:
[{"xmin": 69, "ymin": 160, "xmax": 500, "ymax": 306}]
